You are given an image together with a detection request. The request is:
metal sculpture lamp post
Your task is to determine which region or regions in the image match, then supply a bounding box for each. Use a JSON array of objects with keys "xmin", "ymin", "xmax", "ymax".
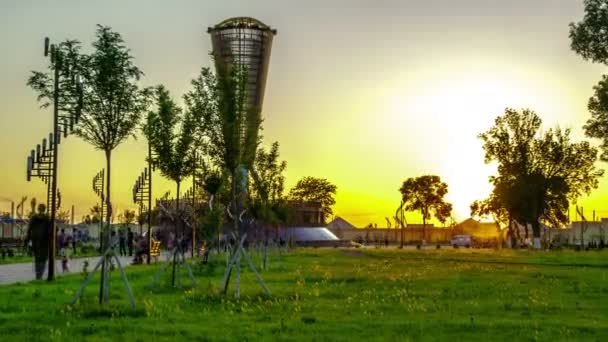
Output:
[
  {"xmin": 132, "ymin": 168, "xmax": 150, "ymax": 236},
  {"xmin": 92, "ymin": 169, "xmax": 105, "ymax": 249},
  {"xmin": 26, "ymin": 37, "xmax": 82, "ymax": 280}
]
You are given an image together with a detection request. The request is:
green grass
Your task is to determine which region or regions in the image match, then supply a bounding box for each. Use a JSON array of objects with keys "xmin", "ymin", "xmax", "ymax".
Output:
[{"xmin": 0, "ymin": 248, "xmax": 607, "ymax": 341}]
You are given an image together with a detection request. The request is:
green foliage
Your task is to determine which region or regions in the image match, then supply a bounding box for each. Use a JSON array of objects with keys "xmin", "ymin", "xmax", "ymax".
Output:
[
  {"xmin": 570, "ymin": 1, "xmax": 608, "ymax": 161},
  {"xmin": 583, "ymin": 75, "xmax": 608, "ymax": 161},
  {"xmin": 197, "ymin": 172, "xmax": 225, "ymax": 243},
  {"xmin": 203, "ymin": 172, "xmax": 223, "ymax": 196},
  {"xmin": 253, "ymin": 141, "xmax": 287, "ymax": 202},
  {"xmin": 146, "ymin": 86, "xmax": 197, "ymax": 194},
  {"xmin": 28, "ymin": 26, "xmax": 150, "ymax": 153},
  {"xmin": 121, "ymin": 209, "xmax": 136, "ymax": 226},
  {"xmin": 88, "ymin": 205, "xmax": 101, "ymax": 224},
  {"xmin": 198, "ymin": 202, "xmax": 224, "ymax": 242},
  {"xmin": 569, "ymin": 0, "xmax": 608, "ymax": 64},
  {"xmin": 476, "ymin": 108, "xmax": 603, "ymax": 236},
  {"xmin": 185, "ymin": 66, "xmax": 253, "ymax": 173},
  {"xmin": 288, "ymin": 177, "xmax": 337, "ymax": 222},
  {"xmin": 399, "ymin": 175, "xmax": 453, "ymax": 227}
]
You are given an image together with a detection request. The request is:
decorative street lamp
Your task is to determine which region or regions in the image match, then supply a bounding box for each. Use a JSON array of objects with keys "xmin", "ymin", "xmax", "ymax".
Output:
[
  {"xmin": 92, "ymin": 169, "xmax": 105, "ymax": 249},
  {"xmin": 132, "ymin": 168, "xmax": 150, "ymax": 236},
  {"xmin": 26, "ymin": 37, "xmax": 83, "ymax": 280}
]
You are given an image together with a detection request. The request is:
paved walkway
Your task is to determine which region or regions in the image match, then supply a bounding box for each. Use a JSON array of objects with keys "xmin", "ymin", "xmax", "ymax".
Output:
[{"xmin": 0, "ymin": 254, "xmax": 152, "ymax": 285}]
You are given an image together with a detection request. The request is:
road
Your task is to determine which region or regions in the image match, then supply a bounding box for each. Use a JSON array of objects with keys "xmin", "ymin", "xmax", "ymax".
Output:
[{"xmin": 0, "ymin": 254, "xmax": 145, "ymax": 285}]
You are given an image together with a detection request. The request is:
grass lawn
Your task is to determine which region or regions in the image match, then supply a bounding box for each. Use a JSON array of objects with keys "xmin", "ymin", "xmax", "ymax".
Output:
[{"xmin": 0, "ymin": 248, "xmax": 606, "ymax": 341}]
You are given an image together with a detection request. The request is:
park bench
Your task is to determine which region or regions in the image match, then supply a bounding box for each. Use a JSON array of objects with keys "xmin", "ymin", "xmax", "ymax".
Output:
[{"xmin": 150, "ymin": 240, "xmax": 161, "ymax": 262}]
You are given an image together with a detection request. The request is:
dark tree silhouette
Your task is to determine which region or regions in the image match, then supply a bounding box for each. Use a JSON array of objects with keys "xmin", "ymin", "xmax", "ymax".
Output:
[
  {"xmin": 146, "ymin": 85, "xmax": 196, "ymax": 210},
  {"xmin": 253, "ymin": 142, "xmax": 287, "ymax": 202},
  {"xmin": 478, "ymin": 108, "xmax": 603, "ymax": 248},
  {"xmin": 185, "ymin": 67, "xmax": 253, "ymax": 232},
  {"xmin": 399, "ymin": 175, "xmax": 452, "ymax": 237},
  {"xmin": 288, "ymin": 177, "xmax": 337, "ymax": 223},
  {"xmin": 570, "ymin": 0, "xmax": 608, "ymax": 161}
]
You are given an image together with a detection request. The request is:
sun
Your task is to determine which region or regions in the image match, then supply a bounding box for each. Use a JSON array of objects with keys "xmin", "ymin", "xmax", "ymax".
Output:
[{"xmin": 382, "ymin": 75, "xmax": 522, "ymax": 220}]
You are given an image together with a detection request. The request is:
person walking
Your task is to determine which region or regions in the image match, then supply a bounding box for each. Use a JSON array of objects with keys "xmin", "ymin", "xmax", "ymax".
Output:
[
  {"xmin": 127, "ymin": 227, "xmax": 134, "ymax": 256},
  {"xmin": 119, "ymin": 229, "xmax": 127, "ymax": 256},
  {"xmin": 25, "ymin": 204, "xmax": 51, "ymax": 280},
  {"xmin": 57, "ymin": 228, "xmax": 65, "ymax": 255},
  {"xmin": 60, "ymin": 247, "xmax": 70, "ymax": 273}
]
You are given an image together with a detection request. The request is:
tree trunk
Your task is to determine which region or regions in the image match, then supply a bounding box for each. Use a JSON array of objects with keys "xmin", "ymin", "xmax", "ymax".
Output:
[
  {"xmin": 99, "ymin": 149, "xmax": 112, "ymax": 305},
  {"xmin": 421, "ymin": 209, "xmax": 426, "ymax": 244},
  {"xmin": 532, "ymin": 220, "xmax": 541, "ymax": 249},
  {"xmin": 507, "ymin": 214, "xmax": 515, "ymax": 248},
  {"xmin": 171, "ymin": 180, "xmax": 181, "ymax": 287}
]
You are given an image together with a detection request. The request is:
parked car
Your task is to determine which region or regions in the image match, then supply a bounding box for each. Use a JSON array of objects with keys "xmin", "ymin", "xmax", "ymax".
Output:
[{"xmin": 451, "ymin": 235, "xmax": 471, "ymax": 248}]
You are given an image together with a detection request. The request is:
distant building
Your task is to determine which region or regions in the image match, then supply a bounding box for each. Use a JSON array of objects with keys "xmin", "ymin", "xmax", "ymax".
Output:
[
  {"xmin": 452, "ymin": 218, "xmax": 500, "ymax": 238},
  {"xmin": 567, "ymin": 219, "xmax": 607, "ymax": 245},
  {"xmin": 327, "ymin": 216, "xmax": 357, "ymax": 230},
  {"xmin": 286, "ymin": 200, "xmax": 324, "ymax": 227}
]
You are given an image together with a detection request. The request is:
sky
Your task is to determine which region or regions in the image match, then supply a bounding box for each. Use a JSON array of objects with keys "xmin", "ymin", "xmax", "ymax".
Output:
[{"xmin": 0, "ymin": 0, "xmax": 607, "ymax": 227}]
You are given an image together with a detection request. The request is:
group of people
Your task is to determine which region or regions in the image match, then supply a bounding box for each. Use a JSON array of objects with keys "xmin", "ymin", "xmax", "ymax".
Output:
[{"xmin": 116, "ymin": 227, "xmax": 135, "ymax": 257}]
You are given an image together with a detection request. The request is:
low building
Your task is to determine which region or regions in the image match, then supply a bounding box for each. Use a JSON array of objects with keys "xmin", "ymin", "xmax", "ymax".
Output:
[{"xmin": 567, "ymin": 219, "xmax": 607, "ymax": 246}]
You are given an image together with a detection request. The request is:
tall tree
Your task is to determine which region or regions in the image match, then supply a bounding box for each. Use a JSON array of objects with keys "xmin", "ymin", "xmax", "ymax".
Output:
[
  {"xmin": 399, "ymin": 175, "xmax": 452, "ymax": 237},
  {"xmin": 89, "ymin": 204, "xmax": 102, "ymax": 224},
  {"xmin": 185, "ymin": 66, "xmax": 253, "ymax": 232},
  {"xmin": 570, "ymin": 0, "xmax": 608, "ymax": 160},
  {"xmin": 29, "ymin": 26, "xmax": 149, "ymax": 240},
  {"xmin": 146, "ymin": 85, "xmax": 197, "ymax": 287},
  {"xmin": 249, "ymin": 142, "xmax": 289, "ymax": 245},
  {"xmin": 121, "ymin": 209, "xmax": 136, "ymax": 226},
  {"xmin": 288, "ymin": 177, "xmax": 337, "ymax": 223},
  {"xmin": 30, "ymin": 25, "xmax": 149, "ymax": 304},
  {"xmin": 252, "ymin": 142, "xmax": 287, "ymax": 202},
  {"xmin": 146, "ymin": 85, "xmax": 196, "ymax": 210},
  {"xmin": 478, "ymin": 108, "xmax": 604, "ymax": 248}
]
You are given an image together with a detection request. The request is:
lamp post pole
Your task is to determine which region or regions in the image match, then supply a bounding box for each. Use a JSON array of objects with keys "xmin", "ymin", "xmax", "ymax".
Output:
[
  {"xmin": 46, "ymin": 42, "xmax": 61, "ymax": 281},
  {"xmin": 26, "ymin": 37, "xmax": 82, "ymax": 281},
  {"xmin": 148, "ymin": 142, "xmax": 152, "ymax": 264}
]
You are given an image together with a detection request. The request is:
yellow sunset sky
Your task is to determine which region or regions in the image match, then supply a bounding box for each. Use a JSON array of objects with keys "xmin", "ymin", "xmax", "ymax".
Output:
[{"xmin": 1, "ymin": 0, "xmax": 607, "ymax": 226}]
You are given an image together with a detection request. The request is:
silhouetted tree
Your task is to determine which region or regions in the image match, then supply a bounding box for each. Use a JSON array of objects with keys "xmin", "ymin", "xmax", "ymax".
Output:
[
  {"xmin": 288, "ymin": 177, "xmax": 337, "ymax": 223},
  {"xmin": 199, "ymin": 172, "xmax": 224, "ymax": 246},
  {"xmin": 56, "ymin": 210, "xmax": 71, "ymax": 223},
  {"xmin": 28, "ymin": 27, "xmax": 149, "ymax": 245},
  {"xmin": 399, "ymin": 175, "xmax": 452, "ymax": 238},
  {"xmin": 89, "ymin": 205, "xmax": 102, "ymax": 224},
  {"xmin": 29, "ymin": 25, "xmax": 149, "ymax": 304},
  {"xmin": 121, "ymin": 209, "xmax": 136, "ymax": 226},
  {"xmin": 146, "ymin": 85, "xmax": 198, "ymax": 286},
  {"xmin": 570, "ymin": 0, "xmax": 608, "ymax": 160},
  {"xmin": 478, "ymin": 108, "xmax": 603, "ymax": 248},
  {"xmin": 146, "ymin": 85, "xmax": 196, "ymax": 210},
  {"xmin": 252, "ymin": 142, "xmax": 287, "ymax": 201},
  {"xmin": 249, "ymin": 142, "xmax": 289, "ymax": 231},
  {"xmin": 186, "ymin": 66, "xmax": 255, "ymax": 234}
]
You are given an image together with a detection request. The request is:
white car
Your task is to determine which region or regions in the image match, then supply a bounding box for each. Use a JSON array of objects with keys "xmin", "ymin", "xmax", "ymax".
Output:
[{"xmin": 451, "ymin": 235, "xmax": 472, "ymax": 248}]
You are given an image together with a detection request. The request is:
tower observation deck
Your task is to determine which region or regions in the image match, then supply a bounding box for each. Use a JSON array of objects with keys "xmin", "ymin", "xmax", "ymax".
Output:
[{"xmin": 207, "ymin": 17, "xmax": 277, "ymax": 125}]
